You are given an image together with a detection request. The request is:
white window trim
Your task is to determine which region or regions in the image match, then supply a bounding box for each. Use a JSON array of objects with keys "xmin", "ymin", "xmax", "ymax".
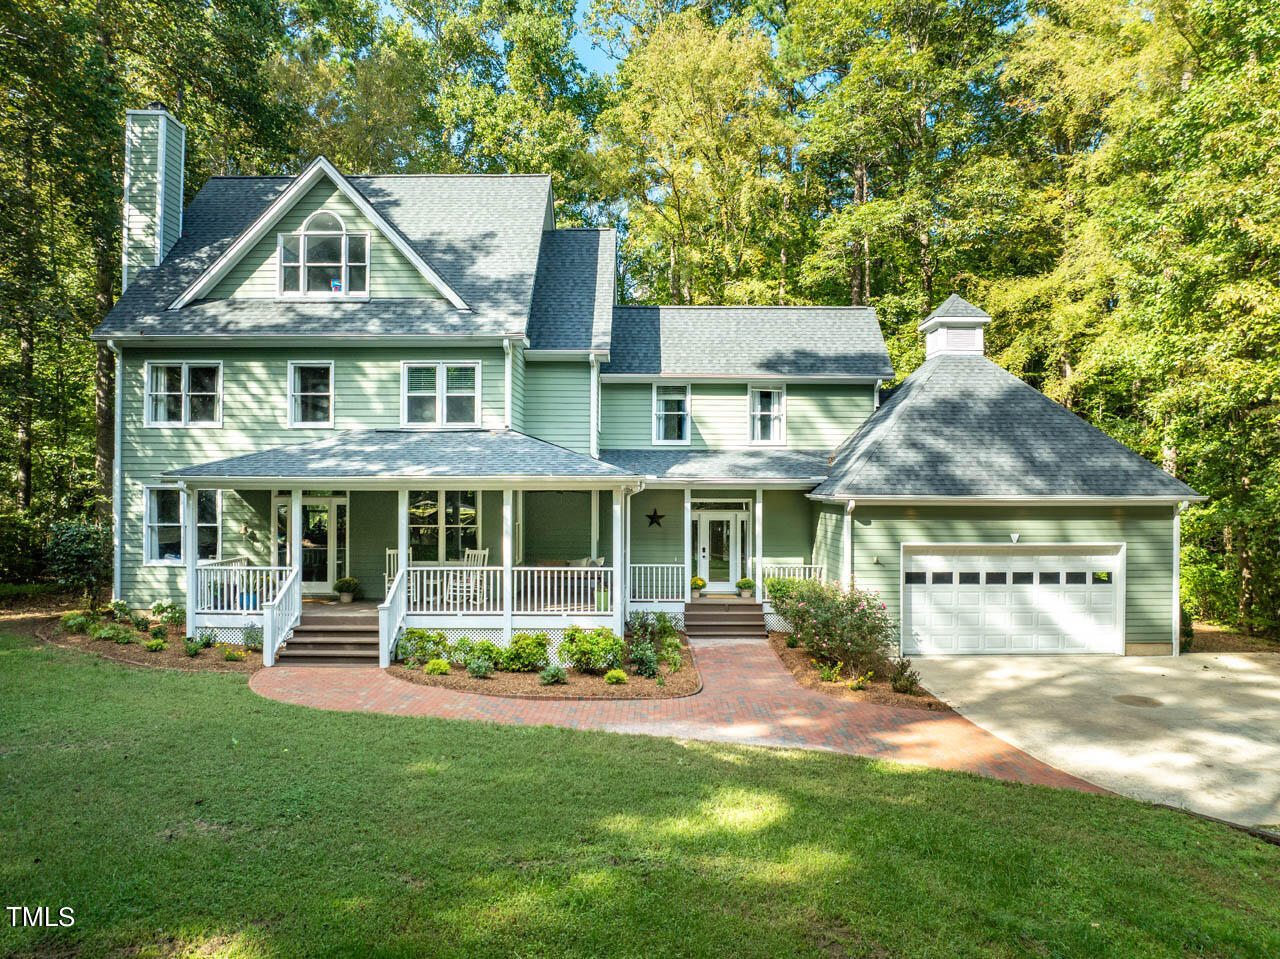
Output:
[
  {"xmin": 275, "ymin": 210, "xmax": 370, "ymax": 301},
  {"xmin": 399, "ymin": 361, "xmax": 482, "ymax": 429},
  {"xmin": 286, "ymin": 360, "xmax": 335, "ymax": 429},
  {"xmin": 143, "ymin": 361, "xmax": 223, "ymax": 428},
  {"xmin": 748, "ymin": 384, "xmax": 786, "ymax": 446},
  {"xmin": 407, "ymin": 488, "xmax": 484, "ymax": 564},
  {"xmin": 652, "ymin": 382, "xmax": 692, "ymax": 446},
  {"xmin": 143, "ymin": 486, "xmax": 221, "ymax": 566}
]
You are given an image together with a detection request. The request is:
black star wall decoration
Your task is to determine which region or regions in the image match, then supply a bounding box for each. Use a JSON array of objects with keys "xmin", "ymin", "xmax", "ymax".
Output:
[{"xmin": 646, "ymin": 508, "xmax": 664, "ymax": 527}]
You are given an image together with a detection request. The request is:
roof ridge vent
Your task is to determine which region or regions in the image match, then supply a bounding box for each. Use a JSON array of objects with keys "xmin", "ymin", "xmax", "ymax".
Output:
[{"xmin": 919, "ymin": 294, "xmax": 991, "ymax": 358}]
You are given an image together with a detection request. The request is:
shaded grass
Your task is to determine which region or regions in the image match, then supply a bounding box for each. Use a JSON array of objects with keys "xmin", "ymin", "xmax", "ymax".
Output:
[{"xmin": 1, "ymin": 631, "xmax": 1277, "ymax": 958}]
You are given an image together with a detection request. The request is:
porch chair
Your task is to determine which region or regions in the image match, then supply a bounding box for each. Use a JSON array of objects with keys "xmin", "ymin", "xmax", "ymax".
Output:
[{"xmin": 448, "ymin": 548, "xmax": 491, "ymax": 610}]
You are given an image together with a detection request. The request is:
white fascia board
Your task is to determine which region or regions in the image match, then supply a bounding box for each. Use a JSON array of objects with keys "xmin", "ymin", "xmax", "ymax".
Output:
[
  {"xmin": 641, "ymin": 477, "xmax": 825, "ymax": 489},
  {"xmin": 125, "ymin": 108, "xmax": 187, "ymax": 132},
  {"xmin": 92, "ymin": 333, "xmax": 515, "ymax": 348},
  {"xmin": 158, "ymin": 475, "xmax": 643, "ymax": 492},
  {"xmin": 600, "ymin": 373, "xmax": 885, "ymax": 384},
  {"xmin": 167, "ymin": 156, "xmax": 470, "ymax": 311},
  {"xmin": 525, "ymin": 349, "xmax": 609, "ymax": 362},
  {"xmin": 805, "ymin": 493, "xmax": 1207, "ymax": 505}
]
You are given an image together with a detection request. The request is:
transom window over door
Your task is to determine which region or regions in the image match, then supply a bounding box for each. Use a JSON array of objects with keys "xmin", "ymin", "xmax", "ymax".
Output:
[
  {"xmin": 402, "ymin": 362, "xmax": 480, "ymax": 427},
  {"xmin": 145, "ymin": 362, "xmax": 221, "ymax": 427},
  {"xmin": 750, "ymin": 386, "xmax": 785, "ymax": 444},
  {"xmin": 278, "ymin": 210, "xmax": 369, "ymax": 296},
  {"xmin": 288, "ymin": 362, "xmax": 334, "ymax": 427},
  {"xmin": 408, "ymin": 489, "xmax": 479, "ymax": 562},
  {"xmin": 653, "ymin": 384, "xmax": 691, "ymax": 444}
]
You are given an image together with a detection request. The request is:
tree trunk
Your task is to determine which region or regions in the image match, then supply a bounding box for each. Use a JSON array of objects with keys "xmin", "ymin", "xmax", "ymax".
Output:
[
  {"xmin": 94, "ymin": 233, "xmax": 116, "ymax": 521},
  {"xmin": 16, "ymin": 133, "xmax": 36, "ymax": 509},
  {"xmin": 850, "ymin": 161, "xmax": 869, "ymax": 306}
]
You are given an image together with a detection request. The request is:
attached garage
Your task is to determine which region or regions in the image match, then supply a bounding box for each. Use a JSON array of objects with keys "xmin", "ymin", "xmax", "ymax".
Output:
[{"xmin": 901, "ymin": 547, "xmax": 1123, "ymax": 655}]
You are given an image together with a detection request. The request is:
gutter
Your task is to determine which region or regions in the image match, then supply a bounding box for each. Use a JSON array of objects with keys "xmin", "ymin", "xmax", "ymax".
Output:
[{"xmin": 107, "ymin": 339, "xmax": 123, "ymax": 599}]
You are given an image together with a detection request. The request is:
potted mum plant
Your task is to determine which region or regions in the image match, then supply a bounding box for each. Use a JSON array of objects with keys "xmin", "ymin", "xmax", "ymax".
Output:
[
  {"xmin": 690, "ymin": 576, "xmax": 707, "ymax": 599},
  {"xmin": 736, "ymin": 577, "xmax": 755, "ymax": 599},
  {"xmin": 334, "ymin": 577, "xmax": 361, "ymax": 604}
]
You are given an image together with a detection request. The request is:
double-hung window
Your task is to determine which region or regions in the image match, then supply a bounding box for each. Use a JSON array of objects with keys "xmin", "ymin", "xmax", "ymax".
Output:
[
  {"xmin": 749, "ymin": 386, "xmax": 785, "ymax": 444},
  {"xmin": 401, "ymin": 362, "xmax": 480, "ymax": 428},
  {"xmin": 653, "ymin": 384, "xmax": 691, "ymax": 444},
  {"xmin": 408, "ymin": 489, "xmax": 479, "ymax": 563},
  {"xmin": 288, "ymin": 362, "xmax": 334, "ymax": 427},
  {"xmin": 278, "ymin": 211, "xmax": 369, "ymax": 297},
  {"xmin": 145, "ymin": 362, "xmax": 221, "ymax": 427},
  {"xmin": 144, "ymin": 488, "xmax": 220, "ymax": 564}
]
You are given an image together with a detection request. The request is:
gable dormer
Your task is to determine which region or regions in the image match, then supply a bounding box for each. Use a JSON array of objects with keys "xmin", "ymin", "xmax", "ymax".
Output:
[
  {"xmin": 169, "ymin": 157, "xmax": 468, "ymax": 309},
  {"xmin": 919, "ymin": 294, "xmax": 991, "ymax": 358}
]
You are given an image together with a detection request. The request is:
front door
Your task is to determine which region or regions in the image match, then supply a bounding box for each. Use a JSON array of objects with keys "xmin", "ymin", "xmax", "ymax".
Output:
[
  {"xmin": 695, "ymin": 511, "xmax": 744, "ymax": 592},
  {"xmin": 275, "ymin": 495, "xmax": 349, "ymax": 595}
]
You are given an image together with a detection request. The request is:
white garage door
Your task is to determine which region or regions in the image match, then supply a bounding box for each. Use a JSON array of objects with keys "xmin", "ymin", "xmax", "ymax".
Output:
[{"xmin": 902, "ymin": 549, "xmax": 1122, "ymax": 655}]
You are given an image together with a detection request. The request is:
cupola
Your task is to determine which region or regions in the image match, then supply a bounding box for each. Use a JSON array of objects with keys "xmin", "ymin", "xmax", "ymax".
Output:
[{"xmin": 919, "ymin": 294, "xmax": 991, "ymax": 358}]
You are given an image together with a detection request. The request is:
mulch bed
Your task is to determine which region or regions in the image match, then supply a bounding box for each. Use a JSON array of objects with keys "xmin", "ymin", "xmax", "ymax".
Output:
[
  {"xmin": 42, "ymin": 618, "xmax": 261, "ymax": 674},
  {"xmin": 768, "ymin": 632, "xmax": 952, "ymax": 712},
  {"xmin": 387, "ymin": 642, "xmax": 700, "ymax": 700},
  {"xmin": 1187, "ymin": 621, "xmax": 1280, "ymax": 654}
]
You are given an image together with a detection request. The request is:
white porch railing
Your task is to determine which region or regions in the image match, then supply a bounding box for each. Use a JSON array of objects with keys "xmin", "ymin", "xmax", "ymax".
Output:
[
  {"xmin": 630, "ymin": 563, "xmax": 685, "ymax": 602},
  {"xmin": 407, "ymin": 566, "xmax": 503, "ymax": 615},
  {"xmin": 758, "ymin": 563, "xmax": 826, "ymax": 600},
  {"xmin": 379, "ymin": 567, "xmax": 408, "ymax": 667},
  {"xmin": 514, "ymin": 567, "xmax": 613, "ymax": 614},
  {"xmin": 196, "ymin": 565, "xmax": 292, "ymax": 613},
  {"xmin": 262, "ymin": 566, "xmax": 300, "ymax": 667}
]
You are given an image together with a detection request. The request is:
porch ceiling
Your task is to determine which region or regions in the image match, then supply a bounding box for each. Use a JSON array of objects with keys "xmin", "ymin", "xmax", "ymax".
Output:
[
  {"xmin": 166, "ymin": 429, "xmax": 638, "ymax": 484},
  {"xmin": 600, "ymin": 448, "xmax": 831, "ymax": 484}
]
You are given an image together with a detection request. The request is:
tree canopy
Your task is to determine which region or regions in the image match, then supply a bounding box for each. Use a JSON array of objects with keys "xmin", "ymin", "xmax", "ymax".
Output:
[{"xmin": 1, "ymin": 0, "xmax": 1275, "ymax": 630}]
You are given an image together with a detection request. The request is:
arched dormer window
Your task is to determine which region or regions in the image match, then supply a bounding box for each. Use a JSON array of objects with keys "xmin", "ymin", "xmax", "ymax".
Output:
[{"xmin": 277, "ymin": 210, "xmax": 369, "ymax": 296}]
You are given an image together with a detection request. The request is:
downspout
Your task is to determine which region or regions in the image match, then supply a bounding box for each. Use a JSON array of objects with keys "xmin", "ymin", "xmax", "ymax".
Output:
[
  {"xmin": 107, "ymin": 339, "xmax": 123, "ymax": 599},
  {"xmin": 589, "ymin": 354, "xmax": 600, "ymax": 459},
  {"xmin": 873, "ymin": 379, "xmax": 882, "ymax": 410},
  {"xmin": 1173, "ymin": 501, "xmax": 1186, "ymax": 656},
  {"xmin": 503, "ymin": 340, "xmax": 513, "ymax": 430},
  {"xmin": 842, "ymin": 500, "xmax": 854, "ymax": 588}
]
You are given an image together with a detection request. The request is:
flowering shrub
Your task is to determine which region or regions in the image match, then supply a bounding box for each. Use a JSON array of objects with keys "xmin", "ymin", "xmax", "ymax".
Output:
[
  {"xmin": 814, "ymin": 660, "xmax": 843, "ymax": 682},
  {"xmin": 766, "ymin": 578, "xmax": 896, "ymax": 674}
]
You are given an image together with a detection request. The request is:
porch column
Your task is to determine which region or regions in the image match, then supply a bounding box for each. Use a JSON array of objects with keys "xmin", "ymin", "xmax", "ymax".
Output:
[
  {"xmin": 502, "ymin": 488, "xmax": 514, "ymax": 641},
  {"xmin": 683, "ymin": 488, "xmax": 692, "ymax": 603},
  {"xmin": 397, "ymin": 488, "xmax": 409, "ymax": 579},
  {"xmin": 183, "ymin": 484, "xmax": 198, "ymax": 635},
  {"xmin": 612, "ymin": 489, "xmax": 625, "ymax": 634},
  {"xmin": 842, "ymin": 502, "xmax": 854, "ymax": 588},
  {"xmin": 590, "ymin": 489, "xmax": 599, "ymax": 560},
  {"xmin": 289, "ymin": 489, "xmax": 303, "ymax": 574},
  {"xmin": 754, "ymin": 487, "xmax": 764, "ymax": 589}
]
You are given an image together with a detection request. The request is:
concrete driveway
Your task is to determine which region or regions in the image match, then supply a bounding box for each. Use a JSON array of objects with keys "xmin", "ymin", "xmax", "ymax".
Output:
[{"xmin": 914, "ymin": 652, "xmax": 1280, "ymax": 828}]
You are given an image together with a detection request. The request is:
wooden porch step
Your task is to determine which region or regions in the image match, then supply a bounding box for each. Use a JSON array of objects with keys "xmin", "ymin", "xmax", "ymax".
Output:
[
  {"xmin": 292, "ymin": 623, "xmax": 379, "ymax": 636},
  {"xmin": 284, "ymin": 636, "xmax": 380, "ymax": 653},
  {"xmin": 683, "ymin": 600, "xmax": 767, "ymax": 640},
  {"xmin": 275, "ymin": 646, "xmax": 379, "ymax": 666},
  {"xmin": 297, "ymin": 614, "xmax": 379, "ymax": 628}
]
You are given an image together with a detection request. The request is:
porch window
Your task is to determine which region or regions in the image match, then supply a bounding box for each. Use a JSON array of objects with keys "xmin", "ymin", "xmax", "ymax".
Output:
[
  {"xmin": 653, "ymin": 384, "xmax": 690, "ymax": 444},
  {"xmin": 278, "ymin": 210, "xmax": 369, "ymax": 297},
  {"xmin": 749, "ymin": 387, "xmax": 785, "ymax": 444},
  {"xmin": 402, "ymin": 362, "xmax": 480, "ymax": 428},
  {"xmin": 288, "ymin": 362, "xmax": 334, "ymax": 427},
  {"xmin": 408, "ymin": 489, "xmax": 479, "ymax": 562},
  {"xmin": 145, "ymin": 362, "xmax": 221, "ymax": 427},
  {"xmin": 144, "ymin": 488, "xmax": 219, "ymax": 564}
]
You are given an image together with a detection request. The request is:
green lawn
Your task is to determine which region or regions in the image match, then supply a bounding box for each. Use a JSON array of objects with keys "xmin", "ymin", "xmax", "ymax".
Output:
[{"xmin": 1, "ymin": 630, "xmax": 1276, "ymax": 958}]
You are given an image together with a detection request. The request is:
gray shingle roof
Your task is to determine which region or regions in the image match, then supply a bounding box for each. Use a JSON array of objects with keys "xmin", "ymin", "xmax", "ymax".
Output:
[
  {"xmin": 600, "ymin": 448, "xmax": 830, "ymax": 481},
  {"xmin": 167, "ymin": 430, "xmax": 636, "ymax": 480},
  {"xmin": 527, "ymin": 229, "xmax": 615, "ymax": 351},
  {"xmin": 602, "ymin": 306, "xmax": 893, "ymax": 378},
  {"xmin": 923, "ymin": 294, "xmax": 990, "ymax": 323},
  {"xmin": 812, "ymin": 354, "xmax": 1202, "ymax": 499},
  {"xmin": 93, "ymin": 173, "xmax": 553, "ymax": 340}
]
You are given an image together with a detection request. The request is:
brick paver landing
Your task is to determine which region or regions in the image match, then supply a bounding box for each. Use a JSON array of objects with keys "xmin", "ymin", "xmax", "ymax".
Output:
[{"xmin": 250, "ymin": 637, "xmax": 1103, "ymax": 792}]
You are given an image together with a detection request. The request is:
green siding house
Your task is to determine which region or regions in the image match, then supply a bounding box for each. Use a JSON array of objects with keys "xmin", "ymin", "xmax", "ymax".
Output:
[{"xmin": 94, "ymin": 104, "xmax": 1203, "ymax": 666}]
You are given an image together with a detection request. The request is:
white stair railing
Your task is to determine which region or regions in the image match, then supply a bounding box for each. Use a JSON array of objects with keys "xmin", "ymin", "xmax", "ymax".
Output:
[
  {"xmin": 262, "ymin": 566, "xmax": 301, "ymax": 667},
  {"xmin": 379, "ymin": 567, "xmax": 408, "ymax": 667},
  {"xmin": 629, "ymin": 563, "xmax": 685, "ymax": 601}
]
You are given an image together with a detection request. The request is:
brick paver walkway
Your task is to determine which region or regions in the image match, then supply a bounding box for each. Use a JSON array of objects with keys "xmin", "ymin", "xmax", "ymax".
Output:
[{"xmin": 251, "ymin": 637, "xmax": 1103, "ymax": 792}]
